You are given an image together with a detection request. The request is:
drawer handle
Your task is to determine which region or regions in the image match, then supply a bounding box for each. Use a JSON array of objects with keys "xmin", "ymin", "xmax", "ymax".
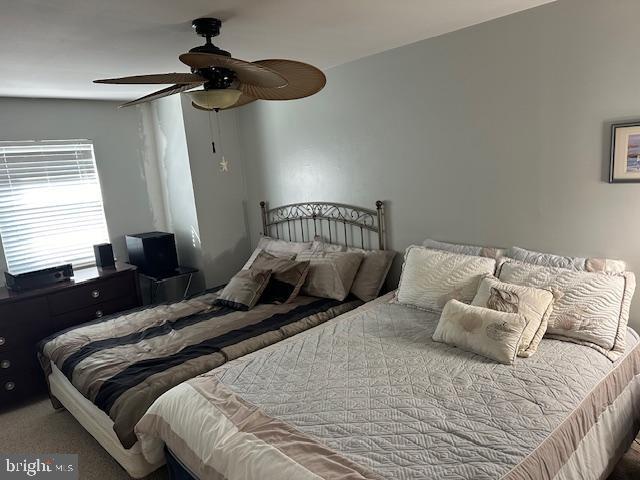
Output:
[
  {"xmin": 0, "ymin": 337, "xmax": 4, "ymax": 346},
  {"xmin": 0, "ymin": 360, "xmax": 10, "ymax": 369},
  {"xmin": 4, "ymin": 381, "xmax": 15, "ymax": 391},
  {"xmin": 91, "ymin": 289, "xmax": 100, "ymax": 299},
  {"xmin": 95, "ymin": 310, "xmax": 104, "ymax": 318}
]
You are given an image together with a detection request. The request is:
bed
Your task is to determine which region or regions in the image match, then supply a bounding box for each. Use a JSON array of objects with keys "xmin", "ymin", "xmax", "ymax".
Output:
[
  {"xmin": 136, "ymin": 285, "xmax": 640, "ymax": 479},
  {"xmin": 38, "ymin": 200, "xmax": 388, "ymax": 478}
]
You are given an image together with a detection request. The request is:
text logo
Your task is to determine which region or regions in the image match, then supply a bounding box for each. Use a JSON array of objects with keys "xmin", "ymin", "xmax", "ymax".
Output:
[{"xmin": 0, "ymin": 455, "xmax": 77, "ymax": 480}]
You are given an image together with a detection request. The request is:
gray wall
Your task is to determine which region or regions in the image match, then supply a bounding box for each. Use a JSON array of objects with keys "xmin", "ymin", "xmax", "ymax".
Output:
[
  {"xmin": 180, "ymin": 96, "xmax": 251, "ymax": 288},
  {"xmin": 142, "ymin": 96, "xmax": 205, "ymax": 291},
  {"xmin": 238, "ymin": 0, "xmax": 640, "ymax": 331},
  {"xmin": 0, "ymin": 97, "xmax": 163, "ymax": 284},
  {"xmin": 140, "ymin": 95, "xmax": 251, "ymax": 290}
]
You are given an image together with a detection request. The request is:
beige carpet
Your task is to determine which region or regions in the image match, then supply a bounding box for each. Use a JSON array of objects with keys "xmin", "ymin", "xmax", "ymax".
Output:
[{"xmin": 0, "ymin": 395, "xmax": 167, "ymax": 479}]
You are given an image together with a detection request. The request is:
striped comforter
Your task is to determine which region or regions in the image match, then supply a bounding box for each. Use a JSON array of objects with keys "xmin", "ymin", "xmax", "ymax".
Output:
[{"xmin": 38, "ymin": 291, "xmax": 362, "ymax": 448}]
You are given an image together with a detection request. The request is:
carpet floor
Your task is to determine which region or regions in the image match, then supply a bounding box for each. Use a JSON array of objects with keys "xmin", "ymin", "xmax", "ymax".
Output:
[
  {"xmin": 1, "ymin": 395, "xmax": 638, "ymax": 479},
  {"xmin": 0, "ymin": 395, "xmax": 167, "ymax": 479}
]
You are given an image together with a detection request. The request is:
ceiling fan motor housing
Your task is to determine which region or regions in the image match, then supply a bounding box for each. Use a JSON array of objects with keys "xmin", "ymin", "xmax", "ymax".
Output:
[
  {"xmin": 192, "ymin": 18, "xmax": 221, "ymax": 38},
  {"xmin": 200, "ymin": 68, "xmax": 236, "ymax": 90}
]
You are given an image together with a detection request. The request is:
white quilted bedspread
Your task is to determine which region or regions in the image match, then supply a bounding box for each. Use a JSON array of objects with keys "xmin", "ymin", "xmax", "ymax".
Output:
[{"xmin": 211, "ymin": 297, "xmax": 637, "ymax": 479}]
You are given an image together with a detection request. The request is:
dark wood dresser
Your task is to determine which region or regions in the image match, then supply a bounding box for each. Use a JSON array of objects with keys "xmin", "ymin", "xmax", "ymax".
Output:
[{"xmin": 0, "ymin": 262, "xmax": 141, "ymax": 408}]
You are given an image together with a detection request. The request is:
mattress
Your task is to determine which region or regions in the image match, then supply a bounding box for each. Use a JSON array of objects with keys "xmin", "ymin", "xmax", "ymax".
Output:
[
  {"xmin": 48, "ymin": 362, "xmax": 164, "ymax": 479},
  {"xmin": 136, "ymin": 293, "xmax": 640, "ymax": 480},
  {"xmin": 39, "ymin": 290, "xmax": 362, "ymax": 451}
]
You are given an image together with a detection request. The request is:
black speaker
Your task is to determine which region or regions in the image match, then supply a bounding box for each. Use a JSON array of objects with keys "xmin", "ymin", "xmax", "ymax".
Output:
[
  {"xmin": 94, "ymin": 243, "xmax": 115, "ymax": 268},
  {"xmin": 125, "ymin": 231, "xmax": 178, "ymax": 277}
]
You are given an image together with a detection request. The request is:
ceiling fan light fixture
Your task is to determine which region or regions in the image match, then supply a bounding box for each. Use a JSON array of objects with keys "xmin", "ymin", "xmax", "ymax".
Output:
[{"xmin": 187, "ymin": 89, "xmax": 242, "ymax": 110}]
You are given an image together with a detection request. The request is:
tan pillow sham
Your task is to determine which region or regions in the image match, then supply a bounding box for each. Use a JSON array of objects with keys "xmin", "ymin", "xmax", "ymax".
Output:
[
  {"xmin": 311, "ymin": 238, "xmax": 395, "ymax": 302},
  {"xmin": 243, "ymin": 236, "xmax": 312, "ymax": 269},
  {"xmin": 433, "ymin": 300, "xmax": 527, "ymax": 365},
  {"xmin": 296, "ymin": 251, "xmax": 364, "ymax": 301},
  {"xmin": 472, "ymin": 276, "xmax": 554, "ymax": 357}
]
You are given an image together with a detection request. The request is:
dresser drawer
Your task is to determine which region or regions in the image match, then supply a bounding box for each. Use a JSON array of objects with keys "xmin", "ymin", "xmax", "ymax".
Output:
[
  {"xmin": 47, "ymin": 273, "xmax": 136, "ymax": 316},
  {"xmin": 50, "ymin": 294, "xmax": 140, "ymax": 330},
  {"xmin": 0, "ymin": 349, "xmax": 46, "ymax": 407},
  {"xmin": 0, "ymin": 297, "xmax": 50, "ymax": 348}
]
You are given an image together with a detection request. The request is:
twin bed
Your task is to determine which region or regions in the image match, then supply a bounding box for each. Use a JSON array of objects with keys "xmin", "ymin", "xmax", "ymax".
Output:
[{"xmin": 37, "ymin": 200, "xmax": 640, "ymax": 480}]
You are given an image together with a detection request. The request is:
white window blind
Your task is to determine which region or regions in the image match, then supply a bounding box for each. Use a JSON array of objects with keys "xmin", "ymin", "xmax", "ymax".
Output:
[{"xmin": 0, "ymin": 140, "xmax": 109, "ymax": 274}]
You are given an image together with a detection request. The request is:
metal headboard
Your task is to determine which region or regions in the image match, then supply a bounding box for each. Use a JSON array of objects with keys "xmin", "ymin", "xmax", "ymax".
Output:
[{"xmin": 260, "ymin": 201, "xmax": 387, "ymax": 250}]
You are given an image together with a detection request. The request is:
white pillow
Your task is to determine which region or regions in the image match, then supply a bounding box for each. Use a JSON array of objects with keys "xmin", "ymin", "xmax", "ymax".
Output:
[
  {"xmin": 505, "ymin": 246, "xmax": 626, "ymax": 273},
  {"xmin": 396, "ymin": 246, "xmax": 496, "ymax": 313},
  {"xmin": 498, "ymin": 260, "xmax": 635, "ymax": 361},
  {"xmin": 472, "ymin": 276, "xmax": 554, "ymax": 357},
  {"xmin": 433, "ymin": 300, "xmax": 527, "ymax": 365},
  {"xmin": 243, "ymin": 236, "xmax": 312, "ymax": 269},
  {"xmin": 423, "ymin": 238, "xmax": 504, "ymax": 259}
]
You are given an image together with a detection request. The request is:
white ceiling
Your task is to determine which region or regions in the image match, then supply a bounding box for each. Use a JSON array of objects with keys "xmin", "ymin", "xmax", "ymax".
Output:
[{"xmin": 0, "ymin": 0, "xmax": 555, "ymax": 101}]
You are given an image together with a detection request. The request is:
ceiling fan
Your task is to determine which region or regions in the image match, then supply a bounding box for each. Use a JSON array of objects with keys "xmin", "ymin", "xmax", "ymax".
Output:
[{"xmin": 94, "ymin": 17, "xmax": 327, "ymax": 111}]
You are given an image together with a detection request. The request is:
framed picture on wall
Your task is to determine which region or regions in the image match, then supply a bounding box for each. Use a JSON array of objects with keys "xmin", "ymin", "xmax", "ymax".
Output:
[{"xmin": 610, "ymin": 121, "xmax": 640, "ymax": 183}]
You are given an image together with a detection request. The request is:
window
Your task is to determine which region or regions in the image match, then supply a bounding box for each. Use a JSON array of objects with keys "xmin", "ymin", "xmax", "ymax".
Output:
[{"xmin": 0, "ymin": 140, "xmax": 109, "ymax": 274}]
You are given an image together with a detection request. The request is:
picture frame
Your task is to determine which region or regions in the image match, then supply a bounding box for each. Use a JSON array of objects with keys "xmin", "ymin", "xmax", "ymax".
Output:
[{"xmin": 609, "ymin": 121, "xmax": 640, "ymax": 183}]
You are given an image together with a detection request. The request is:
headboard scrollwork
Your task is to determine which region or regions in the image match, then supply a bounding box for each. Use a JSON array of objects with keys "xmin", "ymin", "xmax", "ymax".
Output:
[{"xmin": 260, "ymin": 201, "xmax": 387, "ymax": 250}]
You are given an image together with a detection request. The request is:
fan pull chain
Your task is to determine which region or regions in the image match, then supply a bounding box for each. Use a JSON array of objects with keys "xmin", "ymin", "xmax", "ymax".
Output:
[{"xmin": 208, "ymin": 110, "xmax": 216, "ymax": 154}]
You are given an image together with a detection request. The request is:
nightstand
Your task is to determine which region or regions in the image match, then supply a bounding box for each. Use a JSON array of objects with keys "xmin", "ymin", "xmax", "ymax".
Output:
[{"xmin": 138, "ymin": 266, "xmax": 199, "ymax": 305}]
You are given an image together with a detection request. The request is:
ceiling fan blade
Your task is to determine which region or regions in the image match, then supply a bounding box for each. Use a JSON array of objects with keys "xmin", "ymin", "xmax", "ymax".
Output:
[
  {"xmin": 120, "ymin": 83, "xmax": 204, "ymax": 108},
  {"xmin": 190, "ymin": 92, "xmax": 256, "ymax": 111},
  {"xmin": 237, "ymin": 60, "xmax": 326, "ymax": 101},
  {"xmin": 179, "ymin": 53, "xmax": 287, "ymax": 88},
  {"xmin": 95, "ymin": 73, "xmax": 205, "ymax": 85}
]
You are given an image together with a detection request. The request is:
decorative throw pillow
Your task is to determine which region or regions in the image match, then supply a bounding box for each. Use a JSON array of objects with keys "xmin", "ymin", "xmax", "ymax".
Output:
[
  {"xmin": 242, "ymin": 236, "xmax": 312, "ymax": 269},
  {"xmin": 214, "ymin": 269, "xmax": 272, "ymax": 311},
  {"xmin": 311, "ymin": 237, "xmax": 396, "ymax": 302},
  {"xmin": 296, "ymin": 251, "xmax": 364, "ymax": 301},
  {"xmin": 250, "ymin": 250, "xmax": 310, "ymax": 303},
  {"xmin": 396, "ymin": 246, "xmax": 496, "ymax": 313},
  {"xmin": 472, "ymin": 276, "xmax": 554, "ymax": 357},
  {"xmin": 498, "ymin": 260, "xmax": 635, "ymax": 361},
  {"xmin": 433, "ymin": 300, "xmax": 527, "ymax": 365},
  {"xmin": 505, "ymin": 246, "xmax": 626, "ymax": 273},
  {"xmin": 423, "ymin": 238, "xmax": 504, "ymax": 260}
]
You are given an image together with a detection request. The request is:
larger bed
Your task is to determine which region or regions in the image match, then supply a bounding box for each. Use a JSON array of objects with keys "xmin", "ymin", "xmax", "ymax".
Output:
[
  {"xmin": 38, "ymin": 200, "xmax": 388, "ymax": 478},
  {"xmin": 135, "ymin": 240, "xmax": 640, "ymax": 480},
  {"xmin": 136, "ymin": 292, "xmax": 640, "ymax": 480}
]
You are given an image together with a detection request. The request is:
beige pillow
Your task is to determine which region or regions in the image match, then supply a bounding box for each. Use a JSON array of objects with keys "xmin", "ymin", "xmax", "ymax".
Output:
[
  {"xmin": 433, "ymin": 300, "xmax": 527, "ymax": 365},
  {"xmin": 349, "ymin": 249, "xmax": 396, "ymax": 301},
  {"xmin": 311, "ymin": 238, "xmax": 395, "ymax": 302},
  {"xmin": 215, "ymin": 269, "xmax": 272, "ymax": 311},
  {"xmin": 472, "ymin": 276, "xmax": 554, "ymax": 357},
  {"xmin": 498, "ymin": 260, "xmax": 636, "ymax": 361},
  {"xmin": 396, "ymin": 246, "xmax": 496, "ymax": 312},
  {"xmin": 296, "ymin": 251, "xmax": 364, "ymax": 301},
  {"xmin": 250, "ymin": 250, "xmax": 309, "ymax": 303}
]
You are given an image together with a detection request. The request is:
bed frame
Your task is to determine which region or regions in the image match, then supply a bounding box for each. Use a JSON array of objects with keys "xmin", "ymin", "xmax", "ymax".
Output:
[{"xmin": 260, "ymin": 200, "xmax": 387, "ymax": 250}]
